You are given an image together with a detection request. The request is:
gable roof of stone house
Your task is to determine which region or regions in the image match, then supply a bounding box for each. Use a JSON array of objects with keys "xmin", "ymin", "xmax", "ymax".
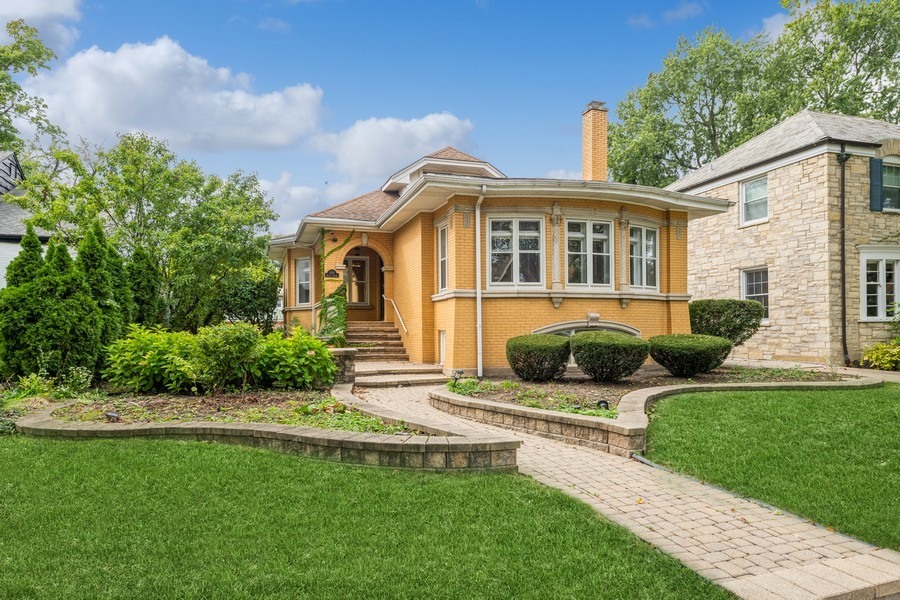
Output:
[
  {"xmin": 668, "ymin": 110, "xmax": 900, "ymax": 193},
  {"xmin": 0, "ymin": 152, "xmax": 52, "ymax": 242}
]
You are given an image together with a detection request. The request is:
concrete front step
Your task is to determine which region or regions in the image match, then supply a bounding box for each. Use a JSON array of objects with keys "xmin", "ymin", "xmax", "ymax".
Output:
[
  {"xmin": 356, "ymin": 347, "xmax": 408, "ymax": 355},
  {"xmin": 354, "ymin": 374, "xmax": 448, "ymax": 388},
  {"xmin": 347, "ymin": 321, "xmax": 397, "ymax": 329},
  {"xmin": 356, "ymin": 365, "xmax": 444, "ymax": 376},
  {"xmin": 355, "ymin": 352, "xmax": 410, "ymax": 361},
  {"xmin": 347, "ymin": 333, "xmax": 402, "ymax": 340},
  {"xmin": 349, "ymin": 340, "xmax": 405, "ymax": 348}
]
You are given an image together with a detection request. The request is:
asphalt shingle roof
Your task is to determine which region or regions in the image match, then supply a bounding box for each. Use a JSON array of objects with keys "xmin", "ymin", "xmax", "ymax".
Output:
[
  {"xmin": 309, "ymin": 189, "xmax": 399, "ymax": 222},
  {"xmin": 668, "ymin": 110, "xmax": 900, "ymax": 192}
]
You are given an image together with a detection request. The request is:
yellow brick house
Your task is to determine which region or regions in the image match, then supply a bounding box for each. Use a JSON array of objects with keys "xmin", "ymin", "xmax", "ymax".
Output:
[{"xmin": 269, "ymin": 102, "xmax": 730, "ymax": 375}]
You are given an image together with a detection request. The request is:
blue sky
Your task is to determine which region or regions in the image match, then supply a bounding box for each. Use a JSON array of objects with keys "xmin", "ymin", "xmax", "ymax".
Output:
[{"xmin": 6, "ymin": 1, "xmax": 791, "ymax": 234}]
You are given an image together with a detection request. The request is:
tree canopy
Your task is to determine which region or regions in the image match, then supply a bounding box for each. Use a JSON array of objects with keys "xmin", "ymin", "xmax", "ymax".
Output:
[{"xmin": 609, "ymin": 0, "xmax": 900, "ymax": 188}]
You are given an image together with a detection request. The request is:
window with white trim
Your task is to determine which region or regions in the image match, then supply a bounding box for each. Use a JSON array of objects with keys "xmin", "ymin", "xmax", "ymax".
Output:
[
  {"xmin": 862, "ymin": 253, "xmax": 899, "ymax": 320},
  {"xmin": 741, "ymin": 176, "xmax": 768, "ymax": 224},
  {"xmin": 566, "ymin": 220, "xmax": 612, "ymax": 286},
  {"xmin": 629, "ymin": 226, "xmax": 657, "ymax": 289},
  {"xmin": 489, "ymin": 218, "xmax": 543, "ymax": 285},
  {"xmin": 296, "ymin": 258, "xmax": 310, "ymax": 305},
  {"xmin": 742, "ymin": 268, "xmax": 769, "ymax": 319},
  {"xmin": 438, "ymin": 225, "xmax": 449, "ymax": 291},
  {"xmin": 884, "ymin": 165, "xmax": 900, "ymax": 210},
  {"xmin": 347, "ymin": 256, "xmax": 369, "ymax": 306}
]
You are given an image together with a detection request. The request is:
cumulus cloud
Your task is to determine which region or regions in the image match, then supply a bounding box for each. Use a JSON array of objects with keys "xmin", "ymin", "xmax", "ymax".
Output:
[
  {"xmin": 261, "ymin": 171, "xmax": 328, "ymax": 235},
  {"xmin": 662, "ymin": 2, "xmax": 704, "ymax": 22},
  {"xmin": 315, "ymin": 112, "xmax": 474, "ymax": 179},
  {"xmin": 26, "ymin": 36, "xmax": 323, "ymax": 151},
  {"xmin": 758, "ymin": 11, "xmax": 792, "ymax": 40},
  {"xmin": 0, "ymin": 0, "xmax": 82, "ymax": 53},
  {"xmin": 627, "ymin": 14, "xmax": 655, "ymax": 29},
  {"xmin": 258, "ymin": 18, "xmax": 291, "ymax": 33},
  {"xmin": 545, "ymin": 169, "xmax": 581, "ymax": 180}
]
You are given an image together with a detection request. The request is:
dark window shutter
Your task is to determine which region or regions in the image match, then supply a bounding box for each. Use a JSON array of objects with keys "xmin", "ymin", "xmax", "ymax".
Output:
[{"xmin": 870, "ymin": 157, "xmax": 883, "ymax": 212}]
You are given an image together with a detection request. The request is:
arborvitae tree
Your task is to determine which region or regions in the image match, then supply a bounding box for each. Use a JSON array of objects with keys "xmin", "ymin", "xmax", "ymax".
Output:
[
  {"xmin": 107, "ymin": 245, "xmax": 135, "ymax": 325},
  {"xmin": 127, "ymin": 245, "xmax": 162, "ymax": 326},
  {"xmin": 0, "ymin": 236, "xmax": 101, "ymax": 379},
  {"xmin": 77, "ymin": 221, "xmax": 123, "ymax": 372},
  {"xmin": 5, "ymin": 223, "xmax": 43, "ymax": 288}
]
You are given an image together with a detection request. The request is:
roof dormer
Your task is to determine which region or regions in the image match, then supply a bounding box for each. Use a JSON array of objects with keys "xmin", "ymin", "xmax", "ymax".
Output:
[{"xmin": 381, "ymin": 146, "xmax": 505, "ymax": 193}]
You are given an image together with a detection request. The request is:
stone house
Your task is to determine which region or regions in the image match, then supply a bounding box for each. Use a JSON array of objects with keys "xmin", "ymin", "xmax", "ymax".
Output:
[
  {"xmin": 269, "ymin": 102, "xmax": 728, "ymax": 375},
  {"xmin": 670, "ymin": 111, "xmax": 900, "ymax": 365}
]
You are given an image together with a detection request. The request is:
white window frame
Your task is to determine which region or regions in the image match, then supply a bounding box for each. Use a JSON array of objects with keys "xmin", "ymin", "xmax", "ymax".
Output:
[
  {"xmin": 860, "ymin": 248, "xmax": 900, "ymax": 321},
  {"xmin": 740, "ymin": 175, "xmax": 769, "ymax": 226},
  {"xmin": 487, "ymin": 217, "xmax": 545, "ymax": 287},
  {"xmin": 741, "ymin": 267, "xmax": 770, "ymax": 321},
  {"xmin": 346, "ymin": 256, "xmax": 369, "ymax": 307},
  {"xmin": 295, "ymin": 258, "xmax": 311, "ymax": 306},
  {"xmin": 438, "ymin": 225, "xmax": 449, "ymax": 292},
  {"xmin": 565, "ymin": 219, "xmax": 614, "ymax": 288},
  {"xmin": 628, "ymin": 225, "xmax": 659, "ymax": 291}
]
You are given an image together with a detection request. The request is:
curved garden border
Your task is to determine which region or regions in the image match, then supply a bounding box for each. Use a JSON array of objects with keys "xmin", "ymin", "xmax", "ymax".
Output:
[
  {"xmin": 429, "ymin": 377, "xmax": 883, "ymax": 457},
  {"xmin": 15, "ymin": 383, "xmax": 521, "ymax": 472}
]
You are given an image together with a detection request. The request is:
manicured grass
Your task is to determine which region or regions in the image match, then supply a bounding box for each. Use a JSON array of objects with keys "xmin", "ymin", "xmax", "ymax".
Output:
[
  {"xmin": 646, "ymin": 384, "xmax": 900, "ymax": 550},
  {"xmin": 0, "ymin": 437, "xmax": 730, "ymax": 599}
]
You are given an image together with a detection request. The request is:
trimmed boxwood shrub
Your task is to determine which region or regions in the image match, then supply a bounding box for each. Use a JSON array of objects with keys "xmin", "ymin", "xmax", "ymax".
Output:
[
  {"xmin": 689, "ymin": 299, "xmax": 765, "ymax": 347},
  {"xmin": 649, "ymin": 334, "xmax": 732, "ymax": 377},
  {"xmin": 506, "ymin": 334, "xmax": 570, "ymax": 381},
  {"xmin": 570, "ymin": 331, "xmax": 649, "ymax": 382}
]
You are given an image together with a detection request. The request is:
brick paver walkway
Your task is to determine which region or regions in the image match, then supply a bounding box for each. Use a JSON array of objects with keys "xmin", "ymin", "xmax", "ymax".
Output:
[{"xmin": 357, "ymin": 384, "xmax": 900, "ymax": 599}]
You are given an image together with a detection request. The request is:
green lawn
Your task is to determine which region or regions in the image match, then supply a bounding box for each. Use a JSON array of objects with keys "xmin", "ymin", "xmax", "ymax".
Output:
[
  {"xmin": 0, "ymin": 436, "xmax": 730, "ymax": 599},
  {"xmin": 646, "ymin": 384, "xmax": 900, "ymax": 550}
]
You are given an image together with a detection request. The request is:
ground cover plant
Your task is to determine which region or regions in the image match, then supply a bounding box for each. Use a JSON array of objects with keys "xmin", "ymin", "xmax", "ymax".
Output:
[
  {"xmin": 54, "ymin": 392, "xmax": 408, "ymax": 434},
  {"xmin": 0, "ymin": 436, "xmax": 731, "ymax": 599},
  {"xmin": 444, "ymin": 365, "xmax": 844, "ymax": 414},
  {"xmin": 645, "ymin": 385, "xmax": 900, "ymax": 550}
]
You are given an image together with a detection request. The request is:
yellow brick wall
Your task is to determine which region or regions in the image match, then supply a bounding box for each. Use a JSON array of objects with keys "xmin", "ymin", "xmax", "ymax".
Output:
[{"xmin": 392, "ymin": 215, "xmax": 435, "ymax": 363}]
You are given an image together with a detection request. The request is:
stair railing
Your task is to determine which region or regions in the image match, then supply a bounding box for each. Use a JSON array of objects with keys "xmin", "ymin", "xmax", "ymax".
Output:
[{"xmin": 383, "ymin": 295, "xmax": 408, "ymax": 334}]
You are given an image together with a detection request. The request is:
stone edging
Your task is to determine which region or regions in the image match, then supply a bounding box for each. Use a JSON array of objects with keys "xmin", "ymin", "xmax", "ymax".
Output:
[
  {"xmin": 15, "ymin": 391, "xmax": 522, "ymax": 472},
  {"xmin": 429, "ymin": 377, "xmax": 884, "ymax": 456}
]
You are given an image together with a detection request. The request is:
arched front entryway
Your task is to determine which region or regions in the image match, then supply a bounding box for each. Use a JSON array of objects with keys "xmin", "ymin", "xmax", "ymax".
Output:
[{"xmin": 343, "ymin": 245, "xmax": 385, "ymax": 321}]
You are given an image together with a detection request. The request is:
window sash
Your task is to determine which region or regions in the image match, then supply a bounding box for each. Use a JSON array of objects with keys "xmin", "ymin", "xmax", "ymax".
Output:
[
  {"xmin": 438, "ymin": 226, "xmax": 448, "ymax": 291},
  {"xmin": 742, "ymin": 268, "xmax": 769, "ymax": 319},
  {"xmin": 629, "ymin": 226, "xmax": 657, "ymax": 289},
  {"xmin": 865, "ymin": 258, "xmax": 900, "ymax": 319},
  {"xmin": 489, "ymin": 218, "xmax": 543, "ymax": 285},
  {"xmin": 296, "ymin": 258, "xmax": 311, "ymax": 305},
  {"xmin": 566, "ymin": 220, "xmax": 612, "ymax": 286},
  {"xmin": 742, "ymin": 177, "xmax": 768, "ymax": 223},
  {"xmin": 884, "ymin": 165, "xmax": 900, "ymax": 210}
]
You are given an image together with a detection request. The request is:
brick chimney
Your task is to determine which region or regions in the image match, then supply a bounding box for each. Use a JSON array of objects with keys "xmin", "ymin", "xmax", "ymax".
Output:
[{"xmin": 582, "ymin": 101, "xmax": 608, "ymax": 181}]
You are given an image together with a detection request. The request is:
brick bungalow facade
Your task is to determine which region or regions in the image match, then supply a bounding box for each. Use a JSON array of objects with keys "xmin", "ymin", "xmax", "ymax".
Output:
[
  {"xmin": 671, "ymin": 111, "xmax": 900, "ymax": 365},
  {"xmin": 270, "ymin": 102, "xmax": 729, "ymax": 375}
]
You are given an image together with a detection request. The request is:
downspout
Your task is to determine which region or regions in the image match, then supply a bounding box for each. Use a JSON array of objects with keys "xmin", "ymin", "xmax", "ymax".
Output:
[
  {"xmin": 475, "ymin": 184, "xmax": 487, "ymax": 378},
  {"xmin": 310, "ymin": 247, "xmax": 317, "ymax": 334},
  {"xmin": 838, "ymin": 144, "xmax": 851, "ymax": 366}
]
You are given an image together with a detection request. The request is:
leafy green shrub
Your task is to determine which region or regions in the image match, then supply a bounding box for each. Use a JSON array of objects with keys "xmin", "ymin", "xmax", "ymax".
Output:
[
  {"xmin": 570, "ymin": 331, "xmax": 649, "ymax": 382},
  {"xmin": 861, "ymin": 342, "xmax": 900, "ymax": 371},
  {"xmin": 447, "ymin": 378, "xmax": 496, "ymax": 396},
  {"xmin": 105, "ymin": 325, "xmax": 199, "ymax": 394},
  {"xmin": 689, "ymin": 299, "xmax": 765, "ymax": 346},
  {"xmin": 649, "ymin": 334, "xmax": 733, "ymax": 377},
  {"xmin": 253, "ymin": 329, "xmax": 337, "ymax": 389},
  {"xmin": 318, "ymin": 283, "xmax": 347, "ymax": 346},
  {"xmin": 194, "ymin": 322, "xmax": 261, "ymax": 393},
  {"xmin": 506, "ymin": 334, "xmax": 570, "ymax": 381}
]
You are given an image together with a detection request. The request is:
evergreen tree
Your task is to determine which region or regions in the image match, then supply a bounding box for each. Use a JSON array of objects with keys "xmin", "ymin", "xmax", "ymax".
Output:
[
  {"xmin": 127, "ymin": 245, "xmax": 162, "ymax": 326},
  {"xmin": 76, "ymin": 221, "xmax": 123, "ymax": 372},
  {"xmin": 5, "ymin": 223, "xmax": 43, "ymax": 287},
  {"xmin": 107, "ymin": 246, "xmax": 135, "ymax": 325}
]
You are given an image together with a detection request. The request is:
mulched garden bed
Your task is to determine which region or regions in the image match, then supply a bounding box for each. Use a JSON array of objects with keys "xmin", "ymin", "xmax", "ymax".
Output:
[
  {"xmin": 54, "ymin": 390, "xmax": 414, "ymax": 434},
  {"xmin": 451, "ymin": 365, "xmax": 847, "ymax": 417}
]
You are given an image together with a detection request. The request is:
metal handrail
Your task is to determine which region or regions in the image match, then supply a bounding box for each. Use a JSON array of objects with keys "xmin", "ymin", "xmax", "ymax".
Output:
[{"xmin": 383, "ymin": 295, "xmax": 408, "ymax": 333}]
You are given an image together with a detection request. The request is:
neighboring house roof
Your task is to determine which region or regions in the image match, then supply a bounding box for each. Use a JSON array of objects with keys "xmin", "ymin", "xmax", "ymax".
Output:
[
  {"xmin": 309, "ymin": 189, "xmax": 400, "ymax": 222},
  {"xmin": 0, "ymin": 152, "xmax": 51, "ymax": 242},
  {"xmin": 0, "ymin": 151, "xmax": 24, "ymax": 195},
  {"xmin": 668, "ymin": 110, "xmax": 900, "ymax": 193}
]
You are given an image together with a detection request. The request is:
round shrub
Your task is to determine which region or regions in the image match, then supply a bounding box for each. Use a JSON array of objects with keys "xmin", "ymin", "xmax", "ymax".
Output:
[
  {"xmin": 570, "ymin": 331, "xmax": 649, "ymax": 382},
  {"xmin": 649, "ymin": 334, "xmax": 732, "ymax": 377},
  {"xmin": 689, "ymin": 299, "xmax": 765, "ymax": 347},
  {"xmin": 506, "ymin": 334, "xmax": 570, "ymax": 382}
]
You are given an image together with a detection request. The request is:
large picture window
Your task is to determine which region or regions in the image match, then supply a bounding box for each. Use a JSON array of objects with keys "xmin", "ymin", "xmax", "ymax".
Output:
[
  {"xmin": 741, "ymin": 176, "xmax": 768, "ymax": 225},
  {"xmin": 742, "ymin": 268, "xmax": 769, "ymax": 319},
  {"xmin": 629, "ymin": 226, "xmax": 657, "ymax": 289},
  {"xmin": 347, "ymin": 257, "xmax": 369, "ymax": 306},
  {"xmin": 438, "ymin": 225, "xmax": 448, "ymax": 291},
  {"xmin": 489, "ymin": 218, "xmax": 543, "ymax": 285},
  {"xmin": 296, "ymin": 258, "xmax": 310, "ymax": 305},
  {"xmin": 862, "ymin": 252, "xmax": 899, "ymax": 320},
  {"xmin": 566, "ymin": 220, "xmax": 612, "ymax": 286}
]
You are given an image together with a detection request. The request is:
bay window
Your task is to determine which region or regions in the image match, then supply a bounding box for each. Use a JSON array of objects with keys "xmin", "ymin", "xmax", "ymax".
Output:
[
  {"xmin": 629, "ymin": 226, "xmax": 658, "ymax": 289},
  {"xmin": 490, "ymin": 218, "xmax": 543, "ymax": 285},
  {"xmin": 566, "ymin": 220, "xmax": 612, "ymax": 286}
]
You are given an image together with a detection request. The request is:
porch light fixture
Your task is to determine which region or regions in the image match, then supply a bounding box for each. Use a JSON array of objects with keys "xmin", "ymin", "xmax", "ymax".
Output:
[{"xmin": 329, "ymin": 231, "xmax": 337, "ymax": 242}]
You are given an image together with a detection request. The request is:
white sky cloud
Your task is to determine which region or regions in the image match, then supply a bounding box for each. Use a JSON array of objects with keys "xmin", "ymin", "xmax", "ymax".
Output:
[
  {"xmin": 545, "ymin": 168, "xmax": 581, "ymax": 180},
  {"xmin": 261, "ymin": 171, "xmax": 328, "ymax": 236},
  {"xmin": 26, "ymin": 36, "xmax": 323, "ymax": 151},
  {"xmin": 314, "ymin": 112, "xmax": 474, "ymax": 179},
  {"xmin": 758, "ymin": 11, "xmax": 792, "ymax": 40},
  {"xmin": 0, "ymin": 0, "xmax": 82, "ymax": 53},
  {"xmin": 257, "ymin": 18, "xmax": 291, "ymax": 33},
  {"xmin": 663, "ymin": 2, "xmax": 704, "ymax": 22},
  {"xmin": 626, "ymin": 14, "xmax": 655, "ymax": 29}
]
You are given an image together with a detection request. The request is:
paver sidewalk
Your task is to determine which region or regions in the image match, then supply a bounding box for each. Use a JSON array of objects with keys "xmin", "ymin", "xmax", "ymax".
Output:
[{"xmin": 358, "ymin": 385, "xmax": 900, "ymax": 600}]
